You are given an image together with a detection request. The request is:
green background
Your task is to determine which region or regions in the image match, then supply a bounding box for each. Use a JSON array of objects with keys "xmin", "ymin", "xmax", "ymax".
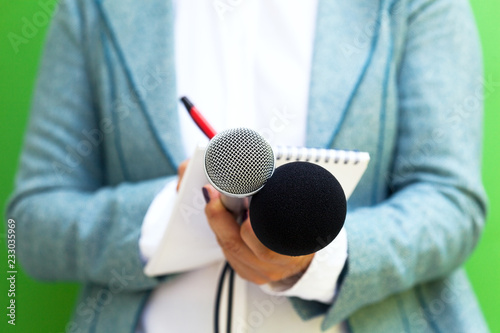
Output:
[{"xmin": 1, "ymin": 1, "xmax": 498, "ymax": 332}]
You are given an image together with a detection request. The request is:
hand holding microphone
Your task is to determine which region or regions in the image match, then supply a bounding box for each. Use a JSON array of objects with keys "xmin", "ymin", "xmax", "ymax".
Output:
[
  {"xmin": 203, "ymin": 127, "xmax": 346, "ymax": 256},
  {"xmin": 203, "ymin": 159, "xmax": 347, "ymax": 286},
  {"xmin": 203, "ymin": 185, "xmax": 316, "ymax": 285}
]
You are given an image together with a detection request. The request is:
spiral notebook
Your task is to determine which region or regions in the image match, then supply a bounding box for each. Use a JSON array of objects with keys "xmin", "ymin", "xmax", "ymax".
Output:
[{"xmin": 144, "ymin": 143, "xmax": 370, "ymax": 276}]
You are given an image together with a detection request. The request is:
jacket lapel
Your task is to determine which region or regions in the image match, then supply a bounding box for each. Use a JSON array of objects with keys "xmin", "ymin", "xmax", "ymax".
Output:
[
  {"xmin": 97, "ymin": 0, "xmax": 384, "ymax": 162},
  {"xmin": 96, "ymin": 0, "xmax": 185, "ymax": 168},
  {"xmin": 307, "ymin": 0, "xmax": 383, "ymax": 148}
]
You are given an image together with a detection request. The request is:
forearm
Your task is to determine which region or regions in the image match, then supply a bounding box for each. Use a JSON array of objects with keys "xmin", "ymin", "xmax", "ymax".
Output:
[
  {"xmin": 330, "ymin": 181, "xmax": 485, "ymax": 319},
  {"xmin": 8, "ymin": 176, "xmax": 173, "ymax": 291}
]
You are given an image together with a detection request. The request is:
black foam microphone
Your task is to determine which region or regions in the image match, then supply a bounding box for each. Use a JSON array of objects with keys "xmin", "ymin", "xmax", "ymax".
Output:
[
  {"xmin": 204, "ymin": 128, "xmax": 275, "ymax": 216},
  {"xmin": 249, "ymin": 161, "xmax": 347, "ymax": 256}
]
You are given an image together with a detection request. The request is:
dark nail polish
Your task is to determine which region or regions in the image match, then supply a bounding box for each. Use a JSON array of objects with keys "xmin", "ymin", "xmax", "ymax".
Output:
[{"xmin": 202, "ymin": 187, "xmax": 210, "ymax": 204}]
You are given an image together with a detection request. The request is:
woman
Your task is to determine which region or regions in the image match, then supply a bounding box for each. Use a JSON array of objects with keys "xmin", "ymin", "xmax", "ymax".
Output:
[{"xmin": 8, "ymin": 0, "xmax": 488, "ymax": 331}]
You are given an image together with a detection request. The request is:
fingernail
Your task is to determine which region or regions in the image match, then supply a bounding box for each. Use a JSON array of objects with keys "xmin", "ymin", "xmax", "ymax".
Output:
[
  {"xmin": 202, "ymin": 187, "xmax": 210, "ymax": 204},
  {"xmin": 242, "ymin": 209, "xmax": 248, "ymax": 221}
]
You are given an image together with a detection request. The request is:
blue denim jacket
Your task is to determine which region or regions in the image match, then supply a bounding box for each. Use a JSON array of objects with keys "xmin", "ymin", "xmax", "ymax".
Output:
[{"xmin": 8, "ymin": 0, "xmax": 489, "ymax": 332}]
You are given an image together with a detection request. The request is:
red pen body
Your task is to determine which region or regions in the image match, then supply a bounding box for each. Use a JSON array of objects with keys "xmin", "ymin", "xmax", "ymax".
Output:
[{"xmin": 181, "ymin": 97, "xmax": 217, "ymax": 139}]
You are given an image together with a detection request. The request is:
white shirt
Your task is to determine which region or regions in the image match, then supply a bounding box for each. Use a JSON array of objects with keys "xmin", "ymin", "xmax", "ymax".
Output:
[{"xmin": 138, "ymin": 1, "xmax": 348, "ymax": 332}]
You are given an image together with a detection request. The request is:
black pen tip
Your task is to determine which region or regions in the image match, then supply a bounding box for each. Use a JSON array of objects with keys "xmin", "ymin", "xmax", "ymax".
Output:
[{"xmin": 180, "ymin": 96, "xmax": 194, "ymax": 111}]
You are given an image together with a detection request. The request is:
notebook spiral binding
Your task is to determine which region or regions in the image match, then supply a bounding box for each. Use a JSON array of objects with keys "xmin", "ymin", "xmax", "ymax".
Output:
[{"xmin": 274, "ymin": 146, "xmax": 363, "ymax": 165}]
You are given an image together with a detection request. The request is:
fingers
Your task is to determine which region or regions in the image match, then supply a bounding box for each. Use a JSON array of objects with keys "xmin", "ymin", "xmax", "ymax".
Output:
[
  {"xmin": 240, "ymin": 219, "xmax": 314, "ymax": 280},
  {"xmin": 222, "ymin": 249, "xmax": 276, "ymax": 285},
  {"xmin": 240, "ymin": 219, "xmax": 291, "ymax": 265},
  {"xmin": 203, "ymin": 185, "xmax": 314, "ymax": 284},
  {"xmin": 203, "ymin": 185, "xmax": 235, "ymax": 233},
  {"xmin": 203, "ymin": 186, "xmax": 276, "ymax": 284},
  {"xmin": 203, "ymin": 185, "xmax": 250, "ymax": 261}
]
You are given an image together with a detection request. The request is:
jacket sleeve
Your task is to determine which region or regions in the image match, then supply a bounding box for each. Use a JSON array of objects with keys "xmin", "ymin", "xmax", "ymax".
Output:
[
  {"xmin": 6, "ymin": 0, "xmax": 173, "ymax": 291},
  {"xmin": 292, "ymin": 0, "xmax": 487, "ymax": 327}
]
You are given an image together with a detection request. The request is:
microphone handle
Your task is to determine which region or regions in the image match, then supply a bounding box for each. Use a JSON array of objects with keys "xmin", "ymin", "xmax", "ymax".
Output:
[{"xmin": 220, "ymin": 195, "xmax": 250, "ymax": 224}]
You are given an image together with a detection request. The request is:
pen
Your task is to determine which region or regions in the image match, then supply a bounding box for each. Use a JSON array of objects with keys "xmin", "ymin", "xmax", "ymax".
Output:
[{"xmin": 180, "ymin": 96, "xmax": 217, "ymax": 139}]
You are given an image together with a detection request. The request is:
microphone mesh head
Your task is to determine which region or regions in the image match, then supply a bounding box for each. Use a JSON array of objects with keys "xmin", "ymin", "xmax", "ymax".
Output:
[{"xmin": 204, "ymin": 128, "xmax": 275, "ymax": 197}]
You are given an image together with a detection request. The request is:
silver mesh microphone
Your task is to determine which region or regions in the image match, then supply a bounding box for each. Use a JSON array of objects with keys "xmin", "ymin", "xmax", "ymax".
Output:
[{"xmin": 204, "ymin": 128, "xmax": 275, "ymax": 215}]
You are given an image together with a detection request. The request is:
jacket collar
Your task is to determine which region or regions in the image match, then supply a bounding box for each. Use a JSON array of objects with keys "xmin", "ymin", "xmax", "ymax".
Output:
[
  {"xmin": 97, "ymin": 0, "xmax": 382, "ymax": 165},
  {"xmin": 306, "ymin": 0, "xmax": 383, "ymax": 148},
  {"xmin": 97, "ymin": 0, "xmax": 185, "ymax": 168}
]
